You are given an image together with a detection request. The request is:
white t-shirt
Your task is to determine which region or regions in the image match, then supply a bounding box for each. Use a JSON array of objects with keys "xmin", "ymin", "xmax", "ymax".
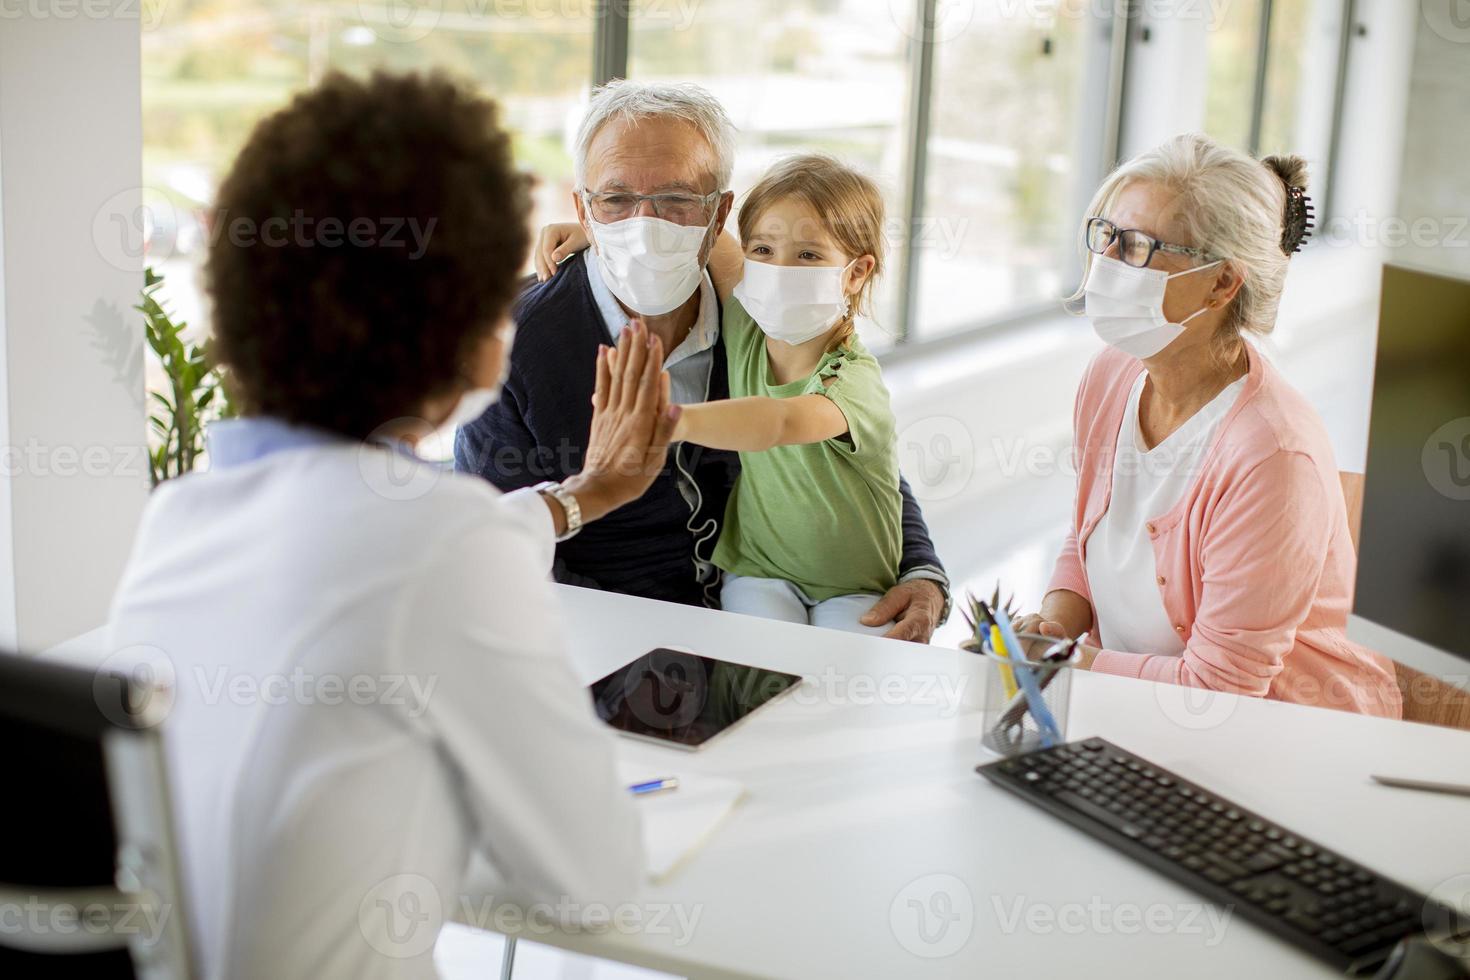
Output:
[
  {"xmin": 106, "ymin": 423, "xmax": 644, "ymax": 980},
  {"xmin": 1086, "ymin": 372, "xmax": 1246, "ymax": 655}
]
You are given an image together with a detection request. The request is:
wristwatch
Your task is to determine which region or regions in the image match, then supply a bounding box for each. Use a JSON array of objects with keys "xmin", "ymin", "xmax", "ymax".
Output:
[{"xmin": 533, "ymin": 481, "xmax": 582, "ymax": 542}]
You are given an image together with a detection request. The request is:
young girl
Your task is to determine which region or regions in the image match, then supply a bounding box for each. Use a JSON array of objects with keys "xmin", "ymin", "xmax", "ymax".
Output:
[{"xmin": 544, "ymin": 154, "xmax": 902, "ymax": 635}]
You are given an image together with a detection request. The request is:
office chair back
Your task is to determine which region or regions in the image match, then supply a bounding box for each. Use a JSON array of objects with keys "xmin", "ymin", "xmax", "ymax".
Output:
[
  {"xmin": 0, "ymin": 650, "xmax": 195, "ymax": 979},
  {"xmin": 1340, "ymin": 471, "xmax": 1470, "ymax": 732}
]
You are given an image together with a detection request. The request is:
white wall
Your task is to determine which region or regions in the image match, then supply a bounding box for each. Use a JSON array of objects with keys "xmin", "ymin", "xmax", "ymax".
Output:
[{"xmin": 0, "ymin": 12, "xmax": 148, "ymax": 651}]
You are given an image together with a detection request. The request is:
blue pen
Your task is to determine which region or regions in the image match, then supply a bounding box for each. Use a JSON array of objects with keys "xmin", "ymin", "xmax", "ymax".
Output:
[
  {"xmin": 628, "ymin": 777, "xmax": 680, "ymax": 796},
  {"xmin": 993, "ymin": 610, "xmax": 1063, "ymax": 748}
]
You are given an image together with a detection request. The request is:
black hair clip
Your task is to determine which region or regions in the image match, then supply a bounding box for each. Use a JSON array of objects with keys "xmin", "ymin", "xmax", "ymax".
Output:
[{"xmin": 1282, "ymin": 184, "xmax": 1314, "ymax": 255}]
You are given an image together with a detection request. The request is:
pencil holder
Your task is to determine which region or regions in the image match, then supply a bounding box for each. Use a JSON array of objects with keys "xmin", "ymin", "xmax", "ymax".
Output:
[{"xmin": 960, "ymin": 632, "xmax": 1078, "ymax": 757}]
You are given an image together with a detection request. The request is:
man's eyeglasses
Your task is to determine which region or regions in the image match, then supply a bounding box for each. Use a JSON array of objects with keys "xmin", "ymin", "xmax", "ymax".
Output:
[
  {"xmin": 1086, "ymin": 217, "xmax": 1219, "ymax": 269},
  {"xmin": 582, "ymin": 189, "xmax": 720, "ymax": 225}
]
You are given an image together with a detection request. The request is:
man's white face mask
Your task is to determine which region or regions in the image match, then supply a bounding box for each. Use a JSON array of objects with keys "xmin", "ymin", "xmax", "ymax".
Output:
[{"xmin": 590, "ymin": 215, "xmax": 713, "ymax": 316}]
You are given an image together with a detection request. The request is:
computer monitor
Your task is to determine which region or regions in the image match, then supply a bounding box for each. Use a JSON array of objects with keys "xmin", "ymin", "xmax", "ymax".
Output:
[{"xmin": 1354, "ymin": 263, "xmax": 1470, "ymax": 663}]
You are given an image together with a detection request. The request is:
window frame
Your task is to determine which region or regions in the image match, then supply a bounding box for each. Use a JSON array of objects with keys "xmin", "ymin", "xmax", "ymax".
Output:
[{"xmin": 598, "ymin": 0, "xmax": 1353, "ymax": 351}]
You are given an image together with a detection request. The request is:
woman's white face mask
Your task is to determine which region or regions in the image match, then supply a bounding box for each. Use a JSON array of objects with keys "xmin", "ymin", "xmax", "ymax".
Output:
[
  {"xmin": 1084, "ymin": 254, "xmax": 1224, "ymax": 359},
  {"xmin": 590, "ymin": 215, "xmax": 712, "ymax": 316},
  {"xmin": 733, "ymin": 258, "xmax": 856, "ymax": 346}
]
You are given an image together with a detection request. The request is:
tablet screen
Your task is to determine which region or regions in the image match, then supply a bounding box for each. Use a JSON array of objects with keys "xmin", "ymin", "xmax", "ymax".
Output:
[{"xmin": 589, "ymin": 648, "xmax": 802, "ymax": 749}]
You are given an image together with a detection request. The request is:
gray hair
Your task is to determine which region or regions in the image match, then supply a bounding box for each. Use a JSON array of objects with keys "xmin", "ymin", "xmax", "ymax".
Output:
[
  {"xmin": 1071, "ymin": 132, "xmax": 1306, "ymax": 341},
  {"xmin": 573, "ymin": 79, "xmax": 736, "ymax": 192}
]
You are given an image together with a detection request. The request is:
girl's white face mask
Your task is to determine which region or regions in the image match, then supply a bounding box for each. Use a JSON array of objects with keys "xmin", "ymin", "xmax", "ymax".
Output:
[
  {"xmin": 733, "ymin": 258, "xmax": 855, "ymax": 346},
  {"xmin": 590, "ymin": 215, "xmax": 711, "ymax": 316},
  {"xmin": 1083, "ymin": 254, "xmax": 1223, "ymax": 359}
]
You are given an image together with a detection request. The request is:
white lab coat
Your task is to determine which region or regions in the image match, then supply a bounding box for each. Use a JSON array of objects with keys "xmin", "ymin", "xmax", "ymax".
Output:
[{"xmin": 106, "ymin": 431, "xmax": 644, "ymax": 980}]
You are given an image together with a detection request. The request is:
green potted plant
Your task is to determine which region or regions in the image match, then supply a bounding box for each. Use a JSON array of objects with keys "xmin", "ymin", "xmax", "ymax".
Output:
[{"xmin": 139, "ymin": 266, "xmax": 236, "ymax": 486}]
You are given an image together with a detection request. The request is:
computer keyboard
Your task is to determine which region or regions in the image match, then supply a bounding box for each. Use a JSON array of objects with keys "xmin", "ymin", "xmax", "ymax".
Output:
[{"xmin": 978, "ymin": 738, "xmax": 1466, "ymax": 975}]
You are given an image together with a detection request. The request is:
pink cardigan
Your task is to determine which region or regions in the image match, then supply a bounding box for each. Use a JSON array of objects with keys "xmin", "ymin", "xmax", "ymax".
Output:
[{"xmin": 1049, "ymin": 344, "xmax": 1402, "ymax": 718}]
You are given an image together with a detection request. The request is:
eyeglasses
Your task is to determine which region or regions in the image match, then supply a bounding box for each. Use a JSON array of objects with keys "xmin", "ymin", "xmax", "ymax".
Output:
[
  {"xmin": 1085, "ymin": 217, "xmax": 1219, "ymax": 269},
  {"xmin": 582, "ymin": 189, "xmax": 721, "ymax": 225}
]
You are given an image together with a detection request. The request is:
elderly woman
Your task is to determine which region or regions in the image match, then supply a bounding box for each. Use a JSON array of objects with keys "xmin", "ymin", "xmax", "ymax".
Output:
[{"xmin": 1023, "ymin": 133, "xmax": 1401, "ymax": 718}]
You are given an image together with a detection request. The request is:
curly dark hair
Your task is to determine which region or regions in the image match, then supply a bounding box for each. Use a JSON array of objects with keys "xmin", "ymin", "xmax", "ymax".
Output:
[{"xmin": 207, "ymin": 70, "xmax": 532, "ymax": 440}]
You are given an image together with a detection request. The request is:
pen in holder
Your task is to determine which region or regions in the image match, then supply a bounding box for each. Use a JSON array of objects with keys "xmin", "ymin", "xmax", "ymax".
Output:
[
  {"xmin": 959, "ymin": 590, "xmax": 1077, "ymax": 757},
  {"xmin": 964, "ymin": 634, "xmax": 1078, "ymax": 757}
]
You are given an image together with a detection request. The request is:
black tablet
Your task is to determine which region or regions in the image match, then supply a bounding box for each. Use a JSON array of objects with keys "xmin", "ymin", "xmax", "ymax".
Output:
[{"xmin": 589, "ymin": 648, "xmax": 802, "ymax": 750}]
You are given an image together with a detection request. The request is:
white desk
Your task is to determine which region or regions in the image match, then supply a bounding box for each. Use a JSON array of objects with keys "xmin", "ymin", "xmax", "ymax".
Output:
[{"xmin": 491, "ymin": 584, "xmax": 1470, "ymax": 980}]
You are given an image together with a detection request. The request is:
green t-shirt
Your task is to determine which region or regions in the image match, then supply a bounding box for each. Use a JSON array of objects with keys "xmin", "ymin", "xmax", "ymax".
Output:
[{"xmin": 710, "ymin": 298, "xmax": 902, "ymax": 601}]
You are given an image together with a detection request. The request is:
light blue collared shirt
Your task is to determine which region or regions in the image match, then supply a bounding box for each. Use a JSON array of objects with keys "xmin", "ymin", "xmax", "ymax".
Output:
[
  {"xmin": 582, "ymin": 249, "xmax": 720, "ymax": 408},
  {"xmin": 206, "ymin": 417, "xmax": 344, "ymax": 468}
]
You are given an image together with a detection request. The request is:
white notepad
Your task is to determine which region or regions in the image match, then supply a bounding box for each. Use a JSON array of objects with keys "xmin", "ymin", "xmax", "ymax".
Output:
[{"xmin": 618, "ymin": 762, "xmax": 745, "ymax": 882}]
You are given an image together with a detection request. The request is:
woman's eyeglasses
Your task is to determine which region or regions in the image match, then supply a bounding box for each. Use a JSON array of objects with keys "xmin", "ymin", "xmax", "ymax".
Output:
[{"xmin": 1086, "ymin": 217, "xmax": 1218, "ymax": 269}]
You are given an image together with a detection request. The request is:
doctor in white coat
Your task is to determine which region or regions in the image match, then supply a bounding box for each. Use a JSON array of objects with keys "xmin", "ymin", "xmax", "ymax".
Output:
[{"xmin": 107, "ymin": 70, "xmax": 679, "ymax": 980}]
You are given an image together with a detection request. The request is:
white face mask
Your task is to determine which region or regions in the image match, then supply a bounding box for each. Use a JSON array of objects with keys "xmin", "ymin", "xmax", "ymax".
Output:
[
  {"xmin": 590, "ymin": 215, "xmax": 711, "ymax": 316},
  {"xmin": 447, "ymin": 322, "xmax": 515, "ymax": 435},
  {"xmin": 1084, "ymin": 254, "xmax": 1223, "ymax": 359},
  {"xmin": 733, "ymin": 258, "xmax": 855, "ymax": 346}
]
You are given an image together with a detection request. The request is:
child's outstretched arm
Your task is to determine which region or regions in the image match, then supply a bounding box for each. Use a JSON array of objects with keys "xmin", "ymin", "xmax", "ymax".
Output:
[{"xmin": 673, "ymin": 394, "xmax": 847, "ymax": 452}]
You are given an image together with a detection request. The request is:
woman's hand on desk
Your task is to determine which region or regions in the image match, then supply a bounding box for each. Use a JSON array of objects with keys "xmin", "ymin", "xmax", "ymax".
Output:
[
  {"xmin": 1014, "ymin": 612, "xmax": 1099, "ymax": 670},
  {"xmin": 561, "ymin": 321, "xmax": 680, "ymax": 525}
]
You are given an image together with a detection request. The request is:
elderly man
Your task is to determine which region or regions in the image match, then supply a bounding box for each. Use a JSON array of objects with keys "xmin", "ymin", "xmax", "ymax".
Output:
[{"xmin": 455, "ymin": 80, "xmax": 950, "ymax": 641}]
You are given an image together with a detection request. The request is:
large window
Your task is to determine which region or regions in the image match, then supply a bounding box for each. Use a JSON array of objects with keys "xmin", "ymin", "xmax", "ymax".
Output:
[
  {"xmin": 913, "ymin": 0, "xmax": 1104, "ymax": 340},
  {"xmin": 1203, "ymin": 0, "xmax": 1345, "ymax": 198},
  {"xmin": 629, "ymin": 0, "xmax": 914, "ymax": 347},
  {"xmin": 143, "ymin": 0, "xmax": 593, "ymax": 325},
  {"xmin": 142, "ymin": 0, "xmax": 1352, "ymax": 351}
]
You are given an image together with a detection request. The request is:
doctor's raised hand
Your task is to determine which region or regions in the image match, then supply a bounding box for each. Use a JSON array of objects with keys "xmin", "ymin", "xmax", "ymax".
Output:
[{"xmin": 548, "ymin": 319, "xmax": 681, "ymax": 535}]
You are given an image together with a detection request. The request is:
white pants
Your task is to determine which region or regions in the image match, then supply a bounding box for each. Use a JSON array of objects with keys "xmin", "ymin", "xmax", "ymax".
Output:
[{"xmin": 721, "ymin": 574, "xmax": 889, "ymax": 636}]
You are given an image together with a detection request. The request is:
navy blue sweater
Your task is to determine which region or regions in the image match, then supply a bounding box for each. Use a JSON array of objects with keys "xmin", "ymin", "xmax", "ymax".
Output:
[{"xmin": 455, "ymin": 251, "xmax": 945, "ymax": 607}]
